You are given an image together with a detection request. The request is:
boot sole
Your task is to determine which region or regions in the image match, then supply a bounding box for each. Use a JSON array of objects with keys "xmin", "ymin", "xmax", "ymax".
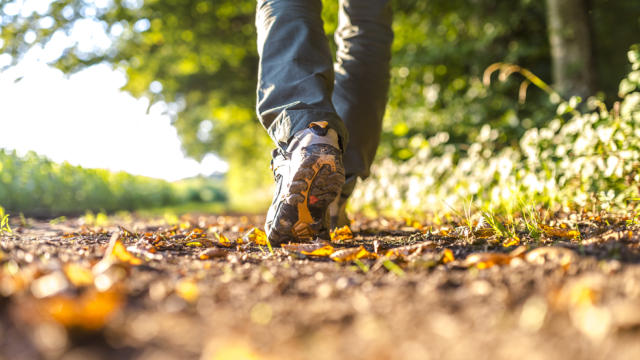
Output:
[{"xmin": 267, "ymin": 144, "xmax": 345, "ymax": 244}]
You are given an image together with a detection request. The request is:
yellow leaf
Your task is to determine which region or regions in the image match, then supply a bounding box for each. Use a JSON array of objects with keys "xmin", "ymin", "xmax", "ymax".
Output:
[
  {"xmin": 243, "ymin": 228, "xmax": 268, "ymax": 246},
  {"xmin": 112, "ymin": 241, "xmax": 142, "ymax": 265},
  {"xmin": 330, "ymin": 225, "xmax": 354, "ymax": 242},
  {"xmin": 464, "ymin": 252, "xmax": 511, "ymax": 269},
  {"xmin": 441, "ymin": 248, "xmax": 455, "ymax": 264},
  {"xmin": 541, "ymin": 224, "xmax": 580, "ymax": 239},
  {"xmin": 63, "ymin": 263, "xmax": 94, "ymax": 287},
  {"xmin": 301, "ymin": 244, "xmax": 334, "ymax": 257},
  {"xmin": 330, "ymin": 246, "xmax": 376, "ymax": 262},
  {"xmin": 502, "ymin": 236, "xmax": 520, "ymax": 247},
  {"xmin": 175, "ymin": 278, "xmax": 199, "ymax": 302},
  {"xmin": 215, "ymin": 233, "xmax": 233, "ymax": 247},
  {"xmin": 42, "ymin": 289, "xmax": 123, "ymax": 330}
]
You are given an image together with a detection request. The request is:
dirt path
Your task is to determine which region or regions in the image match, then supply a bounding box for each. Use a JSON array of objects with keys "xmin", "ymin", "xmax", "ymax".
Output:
[{"xmin": 1, "ymin": 213, "xmax": 640, "ymax": 360}]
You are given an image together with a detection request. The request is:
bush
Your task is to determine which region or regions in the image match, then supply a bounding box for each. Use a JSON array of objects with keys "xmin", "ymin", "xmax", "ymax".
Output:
[{"xmin": 351, "ymin": 45, "xmax": 640, "ymax": 216}]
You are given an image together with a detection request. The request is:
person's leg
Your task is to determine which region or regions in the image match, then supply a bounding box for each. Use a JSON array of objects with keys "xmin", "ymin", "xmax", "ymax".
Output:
[
  {"xmin": 256, "ymin": 0, "xmax": 347, "ymax": 243},
  {"xmin": 330, "ymin": 0, "xmax": 393, "ymax": 226},
  {"xmin": 256, "ymin": 0, "xmax": 348, "ymax": 149}
]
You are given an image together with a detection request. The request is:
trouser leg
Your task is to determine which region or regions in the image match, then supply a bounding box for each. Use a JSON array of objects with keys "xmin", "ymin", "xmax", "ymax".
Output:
[
  {"xmin": 256, "ymin": 0, "xmax": 349, "ymax": 150},
  {"xmin": 332, "ymin": 0, "xmax": 393, "ymax": 197}
]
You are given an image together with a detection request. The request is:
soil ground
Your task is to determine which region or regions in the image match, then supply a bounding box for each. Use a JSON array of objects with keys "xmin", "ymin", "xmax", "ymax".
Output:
[{"xmin": 1, "ymin": 212, "xmax": 640, "ymax": 360}]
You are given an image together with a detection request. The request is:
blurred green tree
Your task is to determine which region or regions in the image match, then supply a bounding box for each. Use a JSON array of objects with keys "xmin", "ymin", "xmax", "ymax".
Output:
[{"xmin": 1, "ymin": 0, "xmax": 638, "ymax": 205}]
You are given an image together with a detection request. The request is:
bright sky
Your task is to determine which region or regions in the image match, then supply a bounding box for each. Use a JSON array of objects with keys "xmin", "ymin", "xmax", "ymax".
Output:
[{"xmin": 0, "ymin": 0, "xmax": 229, "ymax": 182}]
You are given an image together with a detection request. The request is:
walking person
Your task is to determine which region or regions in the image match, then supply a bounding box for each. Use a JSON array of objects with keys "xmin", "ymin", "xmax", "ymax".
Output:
[{"xmin": 255, "ymin": 0, "xmax": 393, "ymax": 244}]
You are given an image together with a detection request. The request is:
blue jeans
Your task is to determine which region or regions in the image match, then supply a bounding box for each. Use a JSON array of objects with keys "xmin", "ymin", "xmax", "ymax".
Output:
[{"xmin": 256, "ymin": 0, "xmax": 393, "ymax": 198}]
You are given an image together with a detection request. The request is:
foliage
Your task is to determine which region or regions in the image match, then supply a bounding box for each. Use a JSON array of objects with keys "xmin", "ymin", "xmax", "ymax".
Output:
[
  {"xmin": 1, "ymin": 0, "xmax": 639, "ymax": 208},
  {"xmin": 350, "ymin": 45, "xmax": 640, "ymax": 216},
  {"xmin": 0, "ymin": 149, "xmax": 227, "ymax": 217},
  {"xmin": 3, "ymin": 0, "xmax": 639, "ymax": 202}
]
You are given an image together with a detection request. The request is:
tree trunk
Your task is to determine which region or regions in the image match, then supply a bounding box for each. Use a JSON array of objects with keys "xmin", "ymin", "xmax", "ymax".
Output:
[{"xmin": 546, "ymin": 0, "xmax": 597, "ymax": 99}]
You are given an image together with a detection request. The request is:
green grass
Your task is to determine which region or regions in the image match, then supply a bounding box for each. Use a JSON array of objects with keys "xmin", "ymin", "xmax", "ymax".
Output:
[{"xmin": 0, "ymin": 206, "xmax": 12, "ymax": 234}]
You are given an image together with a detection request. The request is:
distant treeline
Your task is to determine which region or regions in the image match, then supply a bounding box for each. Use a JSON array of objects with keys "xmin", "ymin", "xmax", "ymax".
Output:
[{"xmin": 0, "ymin": 149, "xmax": 227, "ymax": 217}]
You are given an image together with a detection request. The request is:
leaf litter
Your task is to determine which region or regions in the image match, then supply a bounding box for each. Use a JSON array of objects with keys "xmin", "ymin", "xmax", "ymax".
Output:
[{"xmin": 1, "ymin": 211, "xmax": 640, "ymax": 359}]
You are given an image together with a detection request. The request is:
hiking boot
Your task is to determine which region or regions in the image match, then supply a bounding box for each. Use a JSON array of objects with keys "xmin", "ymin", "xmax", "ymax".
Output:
[{"xmin": 265, "ymin": 121, "xmax": 345, "ymax": 245}]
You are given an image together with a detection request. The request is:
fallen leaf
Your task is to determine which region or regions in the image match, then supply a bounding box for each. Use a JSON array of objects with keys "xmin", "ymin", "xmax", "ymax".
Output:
[
  {"xmin": 243, "ymin": 228, "xmax": 268, "ymax": 246},
  {"xmin": 440, "ymin": 248, "xmax": 455, "ymax": 264},
  {"xmin": 464, "ymin": 252, "xmax": 511, "ymax": 269},
  {"xmin": 502, "ymin": 236, "xmax": 520, "ymax": 247},
  {"xmin": 184, "ymin": 238, "xmax": 215, "ymax": 247},
  {"xmin": 215, "ymin": 233, "xmax": 233, "ymax": 247},
  {"xmin": 175, "ymin": 278, "xmax": 199, "ymax": 302},
  {"xmin": 103, "ymin": 233, "xmax": 142, "ymax": 265},
  {"xmin": 382, "ymin": 259, "xmax": 406, "ymax": 276},
  {"xmin": 330, "ymin": 225, "xmax": 354, "ymax": 242},
  {"xmin": 474, "ymin": 227, "xmax": 495, "ymax": 238},
  {"xmin": 63, "ymin": 263, "xmax": 94, "ymax": 287},
  {"xmin": 41, "ymin": 288, "xmax": 123, "ymax": 330},
  {"xmin": 330, "ymin": 246, "xmax": 376, "ymax": 262},
  {"xmin": 111, "ymin": 240, "xmax": 143, "ymax": 265},
  {"xmin": 301, "ymin": 244, "xmax": 334, "ymax": 257},
  {"xmin": 198, "ymin": 248, "xmax": 229, "ymax": 260},
  {"xmin": 541, "ymin": 224, "xmax": 580, "ymax": 239}
]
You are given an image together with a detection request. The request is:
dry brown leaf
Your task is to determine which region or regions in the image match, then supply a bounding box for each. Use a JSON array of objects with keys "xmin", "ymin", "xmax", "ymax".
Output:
[
  {"xmin": 474, "ymin": 228, "xmax": 495, "ymax": 238},
  {"xmin": 541, "ymin": 224, "xmax": 580, "ymax": 239},
  {"xmin": 464, "ymin": 252, "xmax": 512, "ymax": 269},
  {"xmin": 330, "ymin": 225, "xmax": 354, "ymax": 242},
  {"xmin": 198, "ymin": 248, "xmax": 229, "ymax": 260}
]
